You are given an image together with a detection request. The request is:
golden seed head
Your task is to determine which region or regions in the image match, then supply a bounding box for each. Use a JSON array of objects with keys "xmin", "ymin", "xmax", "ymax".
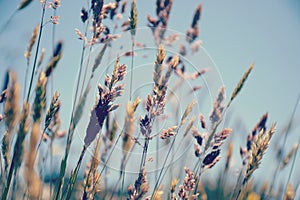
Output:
[
  {"xmin": 281, "ymin": 143, "xmax": 298, "ymax": 169},
  {"xmin": 15, "ymin": 102, "xmax": 31, "ymax": 169},
  {"xmin": 229, "ymin": 63, "xmax": 254, "ymax": 107},
  {"xmin": 157, "ymin": 44, "xmax": 166, "ymax": 64},
  {"xmin": 24, "ymin": 24, "xmax": 39, "ymax": 65},
  {"xmin": 33, "ymin": 72, "xmax": 47, "ymax": 122},
  {"xmin": 170, "ymin": 178, "xmax": 179, "ymax": 193},
  {"xmin": 4, "ymin": 71, "xmax": 20, "ymax": 133},
  {"xmin": 123, "ymin": 97, "xmax": 141, "ymax": 154},
  {"xmin": 2, "ymin": 131, "xmax": 11, "ymax": 171},
  {"xmin": 180, "ymin": 100, "xmax": 196, "ymax": 125},
  {"xmin": 244, "ymin": 124, "xmax": 276, "ymax": 185},
  {"xmin": 184, "ymin": 116, "xmax": 196, "ymax": 137},
  {"xmin": 284, "ymin": 183, "xmax": 295, "ymax": 200},
  {"xmin": 169, "ymin": 55, "xmax": 179, "ymax": 69},
  {"xmin": 45, "ymin": 91, "xmax": 60, "ymax": 129}
]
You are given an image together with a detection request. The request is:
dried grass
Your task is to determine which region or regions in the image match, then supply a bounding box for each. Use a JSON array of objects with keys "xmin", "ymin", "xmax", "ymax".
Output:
[{"xmin": 0, "ymin": 1, "xmax": 296, "ymax": 200}]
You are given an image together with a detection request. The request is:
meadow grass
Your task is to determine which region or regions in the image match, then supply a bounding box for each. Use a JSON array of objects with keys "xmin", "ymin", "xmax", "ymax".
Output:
[{"xmin": 0, "ymin": 0, "xmax": 299, "ymax": 200}]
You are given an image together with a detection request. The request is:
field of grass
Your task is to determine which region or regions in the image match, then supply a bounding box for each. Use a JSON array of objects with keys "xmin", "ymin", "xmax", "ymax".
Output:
[{"xmin": 0, "ymin": 0, "xmax": 299, "ymax": 199}]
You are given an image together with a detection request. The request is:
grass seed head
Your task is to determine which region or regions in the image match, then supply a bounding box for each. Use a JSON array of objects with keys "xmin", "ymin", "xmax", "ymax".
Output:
[
  {"xmin": 33, "ymin": 72, "xmax": 47, "ymax": 122},
  {"xmin": 4, "ymin": 71, "xmax": 20, "ymax": 133},
  {"xmin": 130, "ymin": 0, "xmax": 138, "ymax": 36},
  {"xmin": 284, "ymin": 183, "xmax": 295, "ymax": 200},
  {"xmin": 2, "ymin": 131, "xmax": 10, "ymax": 171},
  {"xmin": 228, "ymin": 63, "xmax": 254, "ymax": 107},
  {"xmin": 18, "ymin": 0, "xmax": 34, "ymax": 10},
  {"xmin": 44, "ymin": 40, "xmax": 63, "ymax": 77},
  {"xmin": 15, "ymin": 102, "xmax": 31, "ymax": 169},
  {"xmin": 24, "ymin": 24, "xmax": 39, "ymax": 65}
]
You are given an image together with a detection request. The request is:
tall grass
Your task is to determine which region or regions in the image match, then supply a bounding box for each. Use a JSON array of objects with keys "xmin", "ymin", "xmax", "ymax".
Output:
[{"xmin": 0, "ymin": 0, "xmax": 299, "ymax": 200}]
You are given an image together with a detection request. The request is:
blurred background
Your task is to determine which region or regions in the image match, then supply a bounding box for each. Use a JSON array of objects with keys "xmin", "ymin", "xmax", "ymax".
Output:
[{"xmin": 0, "ymin": 0, "xmax": 300, "ymax": 198}]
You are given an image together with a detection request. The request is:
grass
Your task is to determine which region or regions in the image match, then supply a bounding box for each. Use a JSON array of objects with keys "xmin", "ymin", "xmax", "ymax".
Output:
[{"xmin": 0, "ymin": 0, "xmax": 299, "ymax": 199}]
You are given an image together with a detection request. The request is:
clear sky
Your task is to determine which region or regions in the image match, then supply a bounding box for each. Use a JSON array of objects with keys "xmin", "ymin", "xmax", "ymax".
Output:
[{"xmin": 1, "ymin": 0, "xmax": 300, "ymax": 196}]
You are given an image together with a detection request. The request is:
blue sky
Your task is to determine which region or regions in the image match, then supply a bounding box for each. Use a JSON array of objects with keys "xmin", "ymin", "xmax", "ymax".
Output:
[
  {"xmin": 1, "ymin": 0, "xmax": 299, "ymax": 127},
  {"xmin": 1, "ymin": 0, "xmax": 300, "ymax": 195}
]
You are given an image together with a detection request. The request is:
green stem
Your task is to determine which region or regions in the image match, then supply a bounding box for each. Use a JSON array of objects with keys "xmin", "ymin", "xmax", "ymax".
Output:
[
  {"xmin": 2, "ymin": 150, "xmax": 17, "ymax": 200},
  {"xmin": 64, "ymin": 146, "xmax": 87, "ymax": 200},
  {"xmin": 53, "ymin": 8, "xmax": 91, "ymax": 199},
  {"xmin": 82, "ymin": 135, "xmax": 101, "ymax": 199},
  {"xmin": 10, "ymin": 169, "xmax": 18, "ymax": 200},
  {"xmin": 26, "ymin": 1, "xmax": 47, "ymax": 102}
]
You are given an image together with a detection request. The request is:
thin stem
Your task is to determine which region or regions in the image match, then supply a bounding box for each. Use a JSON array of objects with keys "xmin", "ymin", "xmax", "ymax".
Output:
[
  {"xmin": 155, "ymin": 139, "xmax": 187, "ymax": 196},
  {"xmin": 2, "ymin": 151, "xmax": 17, "ymax": 200},
  {"xmin": 64, "ymin": 145, "xmax": 87, "ymax": 200},
  {"xmin": 129, "ymin": 36, "xmax": 134, "ymax": 100},
  {"xmin": 36, "ymin": 127, "xmax": 47, "ymax": 159},
  {"xmin": 99, "ymin": 130, "xmax": 123, "ymax": 177},
  {"xmin": 230, "ymin": 168, "xmax": 244, "ymax": 200},
  {"xmin": 82, "ymin": 135, "xmax": 102, "ymax": 199},
  {"xmin": 79, "ymin": 45, "xmax": 93, "ymax": 97},
  {"xmin": 50, "ymin": 8, "xmax": 57, "ymax": 115},
  {"xmin": 121, "ymin": 165, "xmax": 126, "ymax": 200},
  {"xmin": 103, "ymin": 144, "xmax": 109, "ymax": 197},
  {"xmin": 23, "ymin": 63, "xmax": 30, "ymax": 100},
  {"xmin": 295, "ymin": 179, "xmax": 300, "ymax": 198},
  {"xmin": 53, "ymin": 12, "xmax": 91, "ymax": 200},
  {"xmin": 0, "ymin": 10, "xmax": 17, "ymax": 34},
  {"xmin": 50, "ymin": 139, "xmax": 53, "ymax": 199},
  {"xmin": 268, "ymin": 93, "xmax": 300, "ymax": 199},
  {"xmin": 0, "ymin": 152, "xmax": 4, "ymax": 185},
  {"xmin": 139, "ymin": 137, "xmax": 149, "ymax": 174},
  {"xmin": 151, "ymin": 137, "xmax": 176, "ymax": 200},
  {"xmin": 26, "ymin": 1, "xmax": 47, "ymax": 102},
  {"xmin": 79, "ymin": 5, "xmax": 94, "ymax": 98},
  {"xmin": 151, "ymin": 121, "xmax": 185, "ymax": 199},
  {"xmin": 192, "ymin": 168, "xmax": 202, "ymax": 195},
  {"xmin": 110, "ymin": 154, "xmax": 128, "ymax": 200},
  {"xmin": 217, "ymin": 165, "xmax": 228, "ymax": 199},
  {"xmin": 11, "ymin": 169, "xmax": 18, "ymax": 200},
  {"xmin": 109, "ymin": 132, "xmax": 142, "ymax": 200},
  {"xmin": 53, "ymin": 122, "xmax": 74, "ymax": 200},
  {"xmin": 283, "ymin": 129, "xmax": 300, "ymax": 199},
  {"xmin": 155, "ymin": 130, "xmax": 159, "ymax": 182}
]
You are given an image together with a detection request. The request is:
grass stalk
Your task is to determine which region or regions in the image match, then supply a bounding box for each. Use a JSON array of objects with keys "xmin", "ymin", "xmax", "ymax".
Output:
[
  {"xmin": 129, "ymin": 36, "xmax": 134, "ymax": 100},
  {"xmin": 64, "ymin": 145, "xmax": 87, "ymax": 200},
  {"xmin": 268, "ymin": 93, "xmax": 300, "ymax": 199},
  {"xmin": 0, "ymin": 10, "xmax": 17, "ymax": 34},
  {"xmin": 49, "ymin": 138, "xmax": 53, "ymax": 199},
  {"xmin": 2, "ymin": 153, "xmax": 16, "ymax": 200},
  {"xmin": 283, "ymin": 96, "xmax": 300, "ymax": 198},
  {"xmin": 26, "ymin": 1, "xmax": 47, "ymax": 102}
]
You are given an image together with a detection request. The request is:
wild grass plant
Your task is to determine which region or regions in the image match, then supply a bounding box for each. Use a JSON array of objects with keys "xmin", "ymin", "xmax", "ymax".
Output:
[{"xmin": 0, "ymin": 0, "xmax": 299, "ymax": 200}]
